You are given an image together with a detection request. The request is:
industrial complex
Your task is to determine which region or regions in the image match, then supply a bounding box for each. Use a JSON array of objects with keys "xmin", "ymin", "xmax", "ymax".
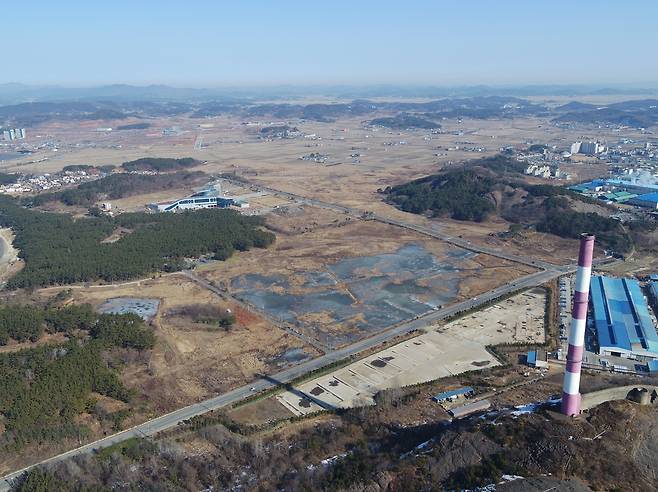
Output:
[
  {"xmin": 590, "ymin": 275, "xmax": 658, "ymax": 362},
  {"xmin": 559, "ymin": 235, "xmax": 658, "ymax": 416},
  {"xmin": 559, "ymin": 267, "xmax": 658, "ymax": 375},
  {"xmin": 569, "ymin": 178, "xmax": 658, "ymax": 209}
]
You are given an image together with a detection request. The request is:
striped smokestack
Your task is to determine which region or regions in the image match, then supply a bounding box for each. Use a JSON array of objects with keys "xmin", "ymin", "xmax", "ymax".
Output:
[{"xmin": 561, "ymin": 233, "xmax": 595, "ymax": 416}]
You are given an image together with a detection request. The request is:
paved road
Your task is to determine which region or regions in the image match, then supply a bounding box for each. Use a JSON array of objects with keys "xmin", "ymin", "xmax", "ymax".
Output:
[
  {"xmin": 369, "ymin": 214, "xmax": 563, "ymax": 272},
  {"xmin": 246, "ymin": 179, "xmax": 614, "ymax": 272},
  {"xmin": 225, "ymin": 177, "xmax": 567, "ymax": 272},
  {"xmin": 0, "ymin": 266, "xmax": 567, "ymax": 490}
]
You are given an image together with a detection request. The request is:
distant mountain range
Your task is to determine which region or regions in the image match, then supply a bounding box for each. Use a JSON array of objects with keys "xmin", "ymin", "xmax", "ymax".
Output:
[
  {"xmin": 1, "ymin": 83, "xmax": 658, "ymax": 128},
  {"xmin": 0, "ymin": 96, "xmax": 547, "ymax": 127},
  {"xmin": 553, "ymin": 99, "xmax": 658, "ymax": 127},
  {"xmin": 1, "ymin": 82, "xmax": 657, "ymax": 105}
]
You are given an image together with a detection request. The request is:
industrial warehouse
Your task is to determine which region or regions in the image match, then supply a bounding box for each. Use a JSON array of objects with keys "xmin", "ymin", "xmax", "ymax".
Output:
[
  {"xmin": 589, "ymin": 275, "xmax": 658, "ymax": 362},
  {"xmin": 569, "ymin": 178, "xmax": 658, "ymax": 209},
  {"xmin": 149, "ymin": 182, "xmax": 250, "ymax": 212}
]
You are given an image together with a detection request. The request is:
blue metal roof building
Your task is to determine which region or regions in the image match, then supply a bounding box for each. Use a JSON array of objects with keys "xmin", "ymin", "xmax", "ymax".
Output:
[
  {"xmin": 570, "ymin": 179, "xmax": 658, "ymax": 208},
  {"xmin": 602, "ymin": 179, "xmax": 658, "ymax": 194},
  {"xmin": 590, "ymin": 276, "xmax": 658, "ymax": 361},
  {"xmin": 629, "ymin": 192, "xmax": 658, "ymax": 210},
  {"xmin": 432, "ymin": 387, "xmax": 474, "ymax": 402},
  {"xmin": 527, "ymin": 350, "xmax": 537, "ymax": 365},
  {"xmin": 648, "ymin": 359, "xmax": 658, "ymax": 373},
  {"xmin": 526, "ymin": 350, "xmax": 548, "ymax": 368},
  {"xmin": 568, "ymin": 181, "xmax": 604, "ymax": 193}
]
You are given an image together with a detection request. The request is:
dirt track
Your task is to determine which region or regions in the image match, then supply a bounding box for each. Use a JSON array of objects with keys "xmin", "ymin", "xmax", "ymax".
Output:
[{"xmin": 0, "ymin": 228, "xmax": 19, "ymax": 284}]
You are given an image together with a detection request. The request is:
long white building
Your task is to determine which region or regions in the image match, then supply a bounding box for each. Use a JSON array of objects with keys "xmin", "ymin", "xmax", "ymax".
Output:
[{"xmin": 149, "ymin": 183, "xmax": 249, "ymax": 212}]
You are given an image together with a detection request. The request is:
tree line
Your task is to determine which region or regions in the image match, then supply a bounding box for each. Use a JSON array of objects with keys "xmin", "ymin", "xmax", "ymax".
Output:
[
  {"xmin": 0, "ymin": 305, "xmax": 46, "ymax": 345},
  {"xmin": 384, "ymin": 155, "xmax": 640, "ymax": 253},
  {"xmin": 386, "ymin": 168, "xmax": 496, "ymax": 221},
  {"xmin": 172, "ymin": 304, "xmax": 236, "ymax": 329},
  {"xmin": 384, "ymin": 155, "xmax": 528, "ymax": 222},
  {"xmin": 0, "ymin": 196, "xmax": 275, "ymax": 288},
  {"xmin": 0, "ymin": 306, "xmax": 154, "ymax": 448},
  {"xmin": 369, "ymin": 113, "xmax": 441, "ymax": 130},
  {"xmin": 11, "ymin": 376, "xmax": 643, "ymax": 492},
  {"xmin": 0, "ymin": 301, "xmax": 154, "ymax": 348},
  {"xmin": 536, "ymin": 196, "xmax": 633, "ymax": 253},
  {"xmin": 120, "ymin": 157, "xmax": 201, "ymax": 172},
  {"xmin": 25, "ymin": 170, "xmax": 206, "ymax": 207}
]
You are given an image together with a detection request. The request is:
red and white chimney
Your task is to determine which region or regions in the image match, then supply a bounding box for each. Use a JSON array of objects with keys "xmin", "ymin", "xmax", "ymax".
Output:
[{"xmin": 561, "ymin": 233, "xmax": 595, "ymax": 416}]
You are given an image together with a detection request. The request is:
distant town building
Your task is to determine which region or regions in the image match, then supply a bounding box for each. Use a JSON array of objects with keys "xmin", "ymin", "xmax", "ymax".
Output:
[
  {"xmin": 525, "ymin": 164, "xmax": 551, "ymax": 178},
  {"xmin": 2, "ymin": 128, "xmax": 26, "ymax": 141},
  {"xmin": 524, "ymin": 164, "xmax": 567, "ymax": 179},
  {"xmin": 0, "ymin": 168, "xmax": 98, "ymax": 195},
  {"xmin": 570, "ymin": 142, "xmax": 581, "ymax": 154},
  {"xmin": 571, "ymin": 141, "xmax": 606, "ymax": 155},
  {"xmin": 299, "ymin": 152, "xmax": 328, "ymax": 164}
]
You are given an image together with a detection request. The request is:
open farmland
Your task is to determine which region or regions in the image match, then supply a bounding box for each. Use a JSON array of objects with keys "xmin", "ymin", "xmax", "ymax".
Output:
[{"xmin": 1, "ymin": 108, "xmax": 631, "ymax": 266}]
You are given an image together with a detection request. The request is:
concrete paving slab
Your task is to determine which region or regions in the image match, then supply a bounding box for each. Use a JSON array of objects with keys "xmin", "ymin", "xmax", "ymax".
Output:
[{"xmin": 275, "ymin": 289, "xmax": 546, "ymax": 413}]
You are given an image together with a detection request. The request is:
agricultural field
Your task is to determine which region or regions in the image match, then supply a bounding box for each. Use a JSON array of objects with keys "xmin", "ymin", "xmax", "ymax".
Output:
[{"xmin": 2, "ymin": 103, "xmax": 646, "ymax": 267}]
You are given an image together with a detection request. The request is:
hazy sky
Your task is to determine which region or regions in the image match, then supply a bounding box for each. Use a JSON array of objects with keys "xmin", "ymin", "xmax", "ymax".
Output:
[{"xmin": 3, "ymin": 1, "xmax": 657, "ymax": 86}]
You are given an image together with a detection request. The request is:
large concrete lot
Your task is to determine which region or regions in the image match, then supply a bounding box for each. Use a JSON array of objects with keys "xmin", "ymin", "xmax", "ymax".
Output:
[
  {"xmin": 276, "ymin": 288, "xmax": 547, "ymax": 415},
  {"xmin": 445, "ymin": 288, "xmax": 546, "ymax": 345}
]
